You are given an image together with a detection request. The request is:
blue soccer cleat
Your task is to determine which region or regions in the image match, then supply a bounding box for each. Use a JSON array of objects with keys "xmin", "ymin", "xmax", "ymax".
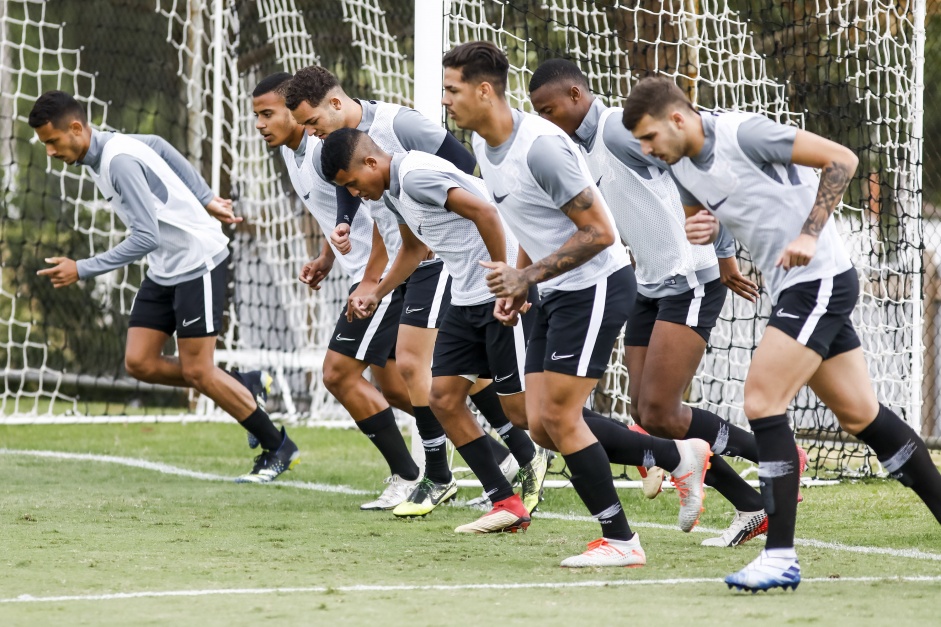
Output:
[{"xmin": 725, "ymin": 550, "xmax": 801, "ymax": 593}]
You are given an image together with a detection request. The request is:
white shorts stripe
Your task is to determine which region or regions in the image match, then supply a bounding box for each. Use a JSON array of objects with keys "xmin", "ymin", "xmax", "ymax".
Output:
[
  {"xmin": 685, "ymin": 283, "xmax": 705, "ymax": 327},
  {"xmin": 512, "ymin": 319, "xmax": 526, "ymax": 393},
  {"xmin": 577, "ymin": 278, "xmax": 607, "ymax": 377},
  {"xmin": 202, "ymin": 272, "xmax": 214, "ymax": 334},
  {"xmin": 356, "ymin": 291, "xmax": 393, "ymax": 361},
  {"xmin": 427, "ymin": 264, "xmax": 450, "ymax": 328},
  {"xmin": 796, "ymin": 277, "xmax": 833, "ymax": 345}
]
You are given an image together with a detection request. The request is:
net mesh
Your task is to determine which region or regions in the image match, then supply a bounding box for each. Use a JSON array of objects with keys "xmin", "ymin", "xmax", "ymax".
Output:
[{"xmin": 0, "ymin": 0, "xmax": 931, "ymax": 479}]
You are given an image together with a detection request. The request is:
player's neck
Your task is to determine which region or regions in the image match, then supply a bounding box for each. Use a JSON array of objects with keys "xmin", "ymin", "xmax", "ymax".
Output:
[
  {"xmin": 286, "ymin": 126, "xmax": 305, "ymax": 151},
  {"xmin": 686, "ymin": 111, "xmax": 706, "ymax": 158},
  {"xmin": 346, "ymin": 96, "xmax": 364, "ymax": 128},
  {"xmin": 477, "ymin": 100, "xmax": 515, "ymax": 147}
]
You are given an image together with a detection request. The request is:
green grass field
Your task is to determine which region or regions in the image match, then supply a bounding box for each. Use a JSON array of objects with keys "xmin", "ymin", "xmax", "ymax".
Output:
[{"xmin": 1, "ymin": 423, "xmax": 939, "ymax": 626}]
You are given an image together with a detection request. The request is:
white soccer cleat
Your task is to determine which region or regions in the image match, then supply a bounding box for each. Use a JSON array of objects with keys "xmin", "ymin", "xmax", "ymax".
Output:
[
  {"xmin": 560, "ymin": 534, "xmax": 646, "ymax": 568},
  {"xmin": 726, "ymin": 550, "xmax": 801, "ymax": 592},
  {"xmin": 454, "ymin": 494, "xmax": 530, "ymax": 533},
  {"xmin": 360, "ymin": 474, "xmax": 419, "ymax": 511},
  {"xmin": 467, "ymin": 451, "xmax": 520, "ymax": 510},
  {"xmin": 701, "ymin": 510, "xmax": 768, "ymax": 547},
  {"xmin": 671, "ymin": 439, "xmax": 712, "ymax": 532}
]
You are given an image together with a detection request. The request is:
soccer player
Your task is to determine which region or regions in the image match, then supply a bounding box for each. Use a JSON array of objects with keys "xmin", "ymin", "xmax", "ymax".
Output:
[
  {"xmin": 528, "ymin": 59, "xmax": 780, "ymax": 548},
  {"xmin": 252, "ymin": 73, "xmax": 421, "ymax": 508},
  {"xmin": 441, "ymin": 42, "xmax": 713, "ymax": 567},
  {"xmin": 322, "ymin": 128, "xmax": 550, "ymax": 524},
  {"xmin": 29, "ymin": 90, "xmax": 298, "ymax": 482},
  {"xmin": 284, "ymin": 68, "xmax": 539, "ymax": 505},
  {"xmin": 623, "ymin": 76, "xmax": 941, "ymax": 591}
]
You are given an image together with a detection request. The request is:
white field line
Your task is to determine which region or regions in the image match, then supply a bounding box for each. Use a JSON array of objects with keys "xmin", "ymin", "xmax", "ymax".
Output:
[
  {"xmin": 5, "ymin": 576, "xmax": 941, "ymax": 605},
  {"xmin": 3, "ymin": 448, "xmax": 940, "ymax": 564}
]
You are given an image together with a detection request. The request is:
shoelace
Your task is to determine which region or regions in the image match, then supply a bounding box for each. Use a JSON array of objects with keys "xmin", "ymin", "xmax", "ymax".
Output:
[
  {"xmin": 584, "ymin": 538, "xmax": 626, "ymax": 557},
  {"xmin": 670, "ymin": 470, "xmax": 694, "ymax": 504}
]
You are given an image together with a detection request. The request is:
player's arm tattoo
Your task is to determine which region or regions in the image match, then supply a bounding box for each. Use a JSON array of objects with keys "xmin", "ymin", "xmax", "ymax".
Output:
[
  {"xmin": 801, "ymin": 161, "xmax": 852, "ymax": 238},
  {"xmin": 521, "ymin": 187, "xmax": 607, "ymax": 284}
]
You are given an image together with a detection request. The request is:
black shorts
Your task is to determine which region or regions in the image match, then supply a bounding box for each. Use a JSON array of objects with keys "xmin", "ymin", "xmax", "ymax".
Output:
[
  {"xmin": 526, "ymin": 265, "xmax": 636, "ymax": 379},
  {"xmin": 399, "ymin": 261, "xmax": 452, "ymax": 329},
  {"xmin": 328, "ymin": 282, "xmax": 404, "ymax": 367},
  {"xmin": 625, "ymin": 278, "xmax": 728, "ymax": 346},
  {"xmin": 128, "ymin": 263, "xmax": 225, "ymax": 338},
  {"xmin": 432, "ymin": 300, "xmax": 529, "ymax": 395},
  {"xmin": 766, "ymin": 268, "xmax": 861, "ymax": 360}
]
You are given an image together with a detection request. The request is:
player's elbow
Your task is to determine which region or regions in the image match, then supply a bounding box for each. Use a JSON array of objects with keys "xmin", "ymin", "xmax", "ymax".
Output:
[
  {"xmin": 136, "ymin": 232, "xmax": 160, "ymax": 256},
  {"xmin": 590, "ymin": 222, "xmax": 616, "ymax": 249}
]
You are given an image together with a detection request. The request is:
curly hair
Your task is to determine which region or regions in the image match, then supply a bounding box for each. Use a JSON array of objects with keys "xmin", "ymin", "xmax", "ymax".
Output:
[
  {"xmin": 442, "ymin": 41, "xmax": 508, "ymax": 96},
  {"xmin": 283, "ymin": 66, "xmax": 340, "ymax": 110}
]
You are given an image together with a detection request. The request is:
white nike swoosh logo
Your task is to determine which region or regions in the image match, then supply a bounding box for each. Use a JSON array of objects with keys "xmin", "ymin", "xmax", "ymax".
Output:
[
  {"xmin": 405, "ymin": 307, "xmax": 425, "ymax": 314},
  {"xmin": 775, "ymin": 310, "xmax": 801, "ymax": 319},
  {"xmin": 550, "ymin": 352, "xmax": 574, "ymax": 360},
  {"xmin": 335, "ymin": 334, "xmax": 356, "ymax": 342},
  {"xmin": 181, "ymin": 318, "xmax": 201, "ymax": 327},
  {"xmin": 493, "ymin": 374, "xmax": 513, "ymax": 382}
]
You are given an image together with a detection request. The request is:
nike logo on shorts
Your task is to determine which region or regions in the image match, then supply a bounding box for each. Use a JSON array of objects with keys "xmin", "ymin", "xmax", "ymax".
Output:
[
  {"xmin": 550, "ymin": 352, "xmax": 574, "ymax": 360},
  {"xmin": 335, "ymin": 334, "xmax": 357, "ymax": 342},
  {"xmin": 405, "ymin": 307, "xmax": 425, "ymax": 315},
  {"xmin": 181, "ymin": 317, "xmax": 201, "ymax": 327},
  {"xmin": 775, "ymin": 309, "xmax": 801, "ymax": 319},
  {"xmin": 494, "ymin": 374, "xmax": 513, "ymax": 383}
]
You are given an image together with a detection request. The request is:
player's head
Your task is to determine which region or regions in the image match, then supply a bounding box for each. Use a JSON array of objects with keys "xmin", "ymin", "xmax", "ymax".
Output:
[
  {"xmin": 283, "ymin": 66, "xmax": 347, "ymax": 139},
  {"xmin": 28, "ymin": 91, "xmax": 90, "ymax": 165},
  {"xmin": 528, "ymin": 59, "xmax": 593, "ymax": 136},
  {"xmin": 321, "ymin": 127, "xmax": 390, "ymax": 201},
  {"xmin": 252, "ymin": 72, "xmax": 300, "ymax": 148},
  {"xmin": 622, "ymin": 76, "xmax": 698, "ymax": 164},
  {"xmin": 441, "ymin": 41, "xmax": 509, "ymax": 130}
]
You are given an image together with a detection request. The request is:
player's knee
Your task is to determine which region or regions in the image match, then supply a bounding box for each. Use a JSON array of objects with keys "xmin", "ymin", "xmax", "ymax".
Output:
[
  {"xmin": 381, "ymin": 387, "xmax": 412, "ymax": 413},
  {"xmin": 743, "ymin": 395, "xmax": 780, "ymax": 421},
  {"xmin": 124, "ymin": 353, "xmax": 153, "ymax": 381},
  {"xmin": 528, "ymin": 420, "xmax": 556, "ymax": 451},
  {"xmin": 393, "ymin": 352, "xmax": 420, "ymax": 384},
  {"xmin": 637, "ymin": 398, "xmax": 684, "ymax": 438}
]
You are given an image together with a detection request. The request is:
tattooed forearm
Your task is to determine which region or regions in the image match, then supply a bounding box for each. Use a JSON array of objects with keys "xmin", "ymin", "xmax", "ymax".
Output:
[
  {"xmin": 521, "ymin": 224, "xmax": 606, "ymax": 285},
  {"xmin": 560, "ymin": 187, "xmax": 595, "ymax": 216},
  {"xmin": 801, "ymin": 161, "xmax": 852, "ymax": 238}
]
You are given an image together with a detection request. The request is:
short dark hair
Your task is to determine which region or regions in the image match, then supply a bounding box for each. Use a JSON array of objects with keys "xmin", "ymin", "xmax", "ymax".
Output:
[
  {"xmin": 283, "ymin": 66, "xmax": 341, "ymax": 110},
  {"xmin": 442, "ymin": 41, "xmax": 508, "ymax": 96},
  {"xmin": 528, "ymin": 58, "xmax": 589, "ymax": 94},
  {"xmin": 252, "ymin": 72, "xmax": 293, "ymax": 98},
  {"xmin": 321, "ymin": 127, "xmax": 368, "ymax": 182},
  {"xmin": 28, "ymin": 90, "xmax": 87, "ymax": 129},
  {"xmin": 622, "ymin": 76, "xmax": 695, "ymax": 130}
]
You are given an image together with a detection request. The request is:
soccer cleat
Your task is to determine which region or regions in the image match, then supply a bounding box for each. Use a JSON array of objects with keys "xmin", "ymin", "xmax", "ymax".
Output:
[
  {"xmin": 725, "ymin": 550, "xmax": 801, "ymax": 593},
  {"xmin": 797, "ymin": 444, "xmax": 808, "ymax": 503},
  {"xmin": 392, "ymin": 476, "xmax": 458, "ymax": 518},
  {"xmin": 360, "ymin": 474, "xmax": 419, "ymax": 511},
  {"xmin": 671, "ymin": 439, "xmax": 712, "ymax": 532},
  {"xmin": 701, "ymin": 510, "xmax": 768, "ymax": 547},
  {"xmin": 560, "ymin": 534, "xmax": 646, "ymax": 568},
  {"xmin": 455, "ymin": 494, "xmax": 531, "ymax": 533},
  {"xmin": 240, "ymin": 370, "xmax": 273, "ymax": 450},
  {"xmin": 466, "ymin": 450, "xmax": 520, "ymax": 510},
  {"xmin": 518, "ymin": 447, "xmax": 551, "ymax": 514},
  {"xmin": 637, "ymin": 465, "xmax": 665, "ymax": 499},
  {"xmin": 235, "ymin": 427, "xmax": 299, "ymax": 483}
]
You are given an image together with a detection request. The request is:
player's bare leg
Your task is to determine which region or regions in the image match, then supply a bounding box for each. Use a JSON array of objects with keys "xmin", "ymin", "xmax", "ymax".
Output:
[
  {"xmin": 369, "ymin": 360, "xmax": 412, "ymax": 414},
  {"xmin": 124, "ymin": 327, "xmax": 189, "ymax": 387}
]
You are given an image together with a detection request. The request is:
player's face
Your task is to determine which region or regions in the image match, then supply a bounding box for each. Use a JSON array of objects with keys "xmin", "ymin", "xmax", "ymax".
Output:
[
  {"xmin": 631, "ymin": 113, "xmax": 687, "ymax": 164},
  {"xmin": 442, "ymin": 67, "xmax": 484, "ymax": 131},
  {"xmin": 252, "ymin": 92, "xmax": 297, "ymax": 147},
  {"xmin": 34, "ymin": 120, "xmax": 87, "ymax": 165},
  {"xmin": 333, "ymin": 160, "xmax": 385, "ymax": 202},
  {"xmin": 291, "ymin": 99, "xmax": 345, "ymax": 140},
  {"xmin": 530, "ymin": 84, "xmax": 582, "ymax": 136}
]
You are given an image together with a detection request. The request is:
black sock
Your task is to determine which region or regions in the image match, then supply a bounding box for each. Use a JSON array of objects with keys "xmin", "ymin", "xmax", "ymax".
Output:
[
  {"xmin": 239, "ymin": 407, "xmax": 282, "ymax": 450},
  {"xmin": 856, "ymin": 405, "xmax": 941, "ymax": 524},
  {"xmin": 485, "ymin": 434, "xmax": 512, "ymax": 466},
  {"xmin": 564, "ymin": 442, "xmax": 632, "ymax": 541},
  {"xmin": 706, "ymin": 455, "xmax": 764, "ymax": 511},
  {"xmin": 685, "ymin": 407, "xmax": 759, "ymax": 462},
  {"xmin": 751, "ymin": 414, "xmax": 800, "ymax": 549},
  {"xmin": 456, "ymin": 435, "xmax": 514, "ymax": 503},
  {"xmin": 356, "ymin": 408, "xmax": 420, "ymax": 481},
  {"xmin": 471, "ymin": 385, "xmax": 536, "ymax": 466},
  {"xmin": 413, "ymin": 406, "xmax": 451, "ymax": 483},
  {"xmin": 582, "ymin": 410, "xmax": 681, "ymax": 470}
]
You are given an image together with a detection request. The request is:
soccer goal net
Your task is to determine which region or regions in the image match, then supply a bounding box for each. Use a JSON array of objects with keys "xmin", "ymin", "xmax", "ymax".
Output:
[{"xmin": 0, "ymin": 0, "xmax": 931, "ymax": 478}]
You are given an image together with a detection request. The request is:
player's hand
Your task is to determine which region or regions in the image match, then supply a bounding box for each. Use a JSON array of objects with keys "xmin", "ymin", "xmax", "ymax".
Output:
[
  {"xmin": 776, "ymin": 233, "xmax": 817, "ymax": 270},
  {"xmin": 480, "ymin": 260, "xmax": 530, "ymax": 300},
  {"xmin": 299, "ymin": 256, "xmax": 332, "ymax": 290},
  {"xmin": 331, "ymin": 224, "xmax": 352, "ymax": 255},
  {"xmin": 205, "ymin": 196, "xmax": 242, "ymax": 224},
  {"xmin": 717, "ymin": 256, "xmax": 759, "ymax": 302},
  {"xmin": 493, "ymin": 294, "xmax": 531, "ymax": 327},
  {"xmin": 37, "ymin": 257, "xmax": 79, "ymax": 288},
  {"xmin": 346, "ymin": 280, "xmax": 379, "ymax": 322},
  {"xmin": 686, "ymin": 210, "xmax": 719, "ymax": 245}
]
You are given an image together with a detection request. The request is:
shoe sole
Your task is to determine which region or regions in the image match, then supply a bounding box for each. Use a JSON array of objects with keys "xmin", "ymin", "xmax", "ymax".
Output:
[
  {"xmin": 727, "ymin": 581, "xmax": 800, "ymax": 593},
  {"xmin": 455, "ymin": 518, "xmax": 531, "ymax": 534},
  {"xmin": 677, "ymin": 446, "xmax": 712, "ymax": 532},
  {"xmin": 393, "ymin": 489, "xmax": 458, "ymax": 518}
]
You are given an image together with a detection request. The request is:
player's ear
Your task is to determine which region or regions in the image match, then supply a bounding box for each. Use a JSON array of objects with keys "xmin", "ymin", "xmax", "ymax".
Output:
[
  {"xmin": 329, "ymin": 96, "xmax": 342, "ymax": 111},
  {"xmin": 68, "ymin": 119, "xmax": 84, "ymax": 136},
  {"xmin": 570, "ymin": 85, "xmax": 581, "ymax": 102},
  {"xmin": 478, "ymin": 81, "xmax": 491, "ymax": 101},
  {"xmin": 363, "ymin": 155, "xmax": 377, "ymax": 169}
]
